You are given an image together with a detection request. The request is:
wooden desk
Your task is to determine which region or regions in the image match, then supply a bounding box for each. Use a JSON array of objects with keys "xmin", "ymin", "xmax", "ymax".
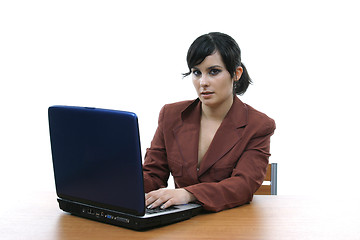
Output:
[{"xmin": 1, "ymin": 191, "xmax": 359, "ymax": 239}]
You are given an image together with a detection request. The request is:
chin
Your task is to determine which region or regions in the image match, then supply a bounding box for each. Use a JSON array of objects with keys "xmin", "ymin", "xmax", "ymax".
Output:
[{"xmin": 199, "ymin": 98, "xmax": 218, "ymax": 107}]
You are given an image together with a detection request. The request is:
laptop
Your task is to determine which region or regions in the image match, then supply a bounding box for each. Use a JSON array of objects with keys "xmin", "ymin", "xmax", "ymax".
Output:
[{"xmin": 48, "ymin": 105, "xmax": 202, "ymax": 230}]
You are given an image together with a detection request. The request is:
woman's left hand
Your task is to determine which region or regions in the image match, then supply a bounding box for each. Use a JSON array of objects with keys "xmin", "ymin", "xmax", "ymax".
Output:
[{"xmin": 145, "ymin": 188, "xmax": 196, "ymax": 209}]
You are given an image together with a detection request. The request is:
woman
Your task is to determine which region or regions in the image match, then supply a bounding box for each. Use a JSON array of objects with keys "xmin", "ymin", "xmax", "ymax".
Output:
[{"xmin": 143, "ymin": 32, "xmax": 275, "ymax": 212}]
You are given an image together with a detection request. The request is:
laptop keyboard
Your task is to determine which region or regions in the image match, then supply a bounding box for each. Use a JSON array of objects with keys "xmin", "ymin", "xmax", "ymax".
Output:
[{"xmin": 146, "ymin": 206, "xmax": 178, "ymax": 214}]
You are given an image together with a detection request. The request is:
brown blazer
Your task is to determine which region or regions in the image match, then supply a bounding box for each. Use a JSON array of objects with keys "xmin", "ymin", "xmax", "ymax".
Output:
[{"xmin": 143, "ymin": 97, "xmax": 276, "ymax": 212}]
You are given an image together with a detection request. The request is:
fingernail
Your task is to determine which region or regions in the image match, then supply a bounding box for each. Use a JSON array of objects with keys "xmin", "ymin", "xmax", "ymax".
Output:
[{"xmin": 160, "ymin": 205, "xmax": 165, "ymax": 209}]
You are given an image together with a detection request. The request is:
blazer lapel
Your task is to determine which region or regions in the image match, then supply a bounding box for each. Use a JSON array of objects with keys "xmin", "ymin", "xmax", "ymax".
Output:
[
  {"xmin": 173, "ymin": 99, "xmax": 201, "ymax": 170},
  {"xmin": 198, "ymin": 97, "xmax": 248, "ymax": 177}
]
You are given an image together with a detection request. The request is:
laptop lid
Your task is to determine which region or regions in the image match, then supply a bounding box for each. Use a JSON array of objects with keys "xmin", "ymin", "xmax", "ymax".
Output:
[{"xmin": 48, "ymin": 106, "xmax": 146, "ymax": 216}]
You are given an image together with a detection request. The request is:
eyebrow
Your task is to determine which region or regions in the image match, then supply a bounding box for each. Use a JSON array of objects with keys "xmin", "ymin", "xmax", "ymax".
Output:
[
  {"xmin": 208, "ymin": 65, "xmax": 223, "ymax": 69},
  {"xmin": 192, "ymin": 65, "xmax": 224, "ymax": 70}
]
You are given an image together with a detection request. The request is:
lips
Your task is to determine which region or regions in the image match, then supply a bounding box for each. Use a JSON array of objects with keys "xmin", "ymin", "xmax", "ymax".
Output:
[
  {"xmin": 200, "ymin": 91, "xmax": 214, "ymax": 99},
  {"xmin": 201, "ymin": 91, "xmax": 214, "ymax": 95}
]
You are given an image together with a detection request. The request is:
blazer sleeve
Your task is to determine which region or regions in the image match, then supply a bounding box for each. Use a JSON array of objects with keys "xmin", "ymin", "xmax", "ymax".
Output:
[
  {"xmin": 142, "ymin": 106, "xmax": 170, "ymax": 192},
  {"xmin": 184, "ymin": 118, "xmax": 276, "ymax": 212}
]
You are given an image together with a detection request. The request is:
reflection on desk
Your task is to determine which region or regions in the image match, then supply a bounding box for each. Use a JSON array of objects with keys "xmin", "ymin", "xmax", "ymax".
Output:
[{"xmin": 1, "ymin": 191, "xmax": 359, "ymax": 239}]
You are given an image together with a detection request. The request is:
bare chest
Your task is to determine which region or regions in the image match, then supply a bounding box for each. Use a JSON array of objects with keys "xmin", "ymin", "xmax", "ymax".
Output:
[{"xmin": 197, "ymin": 119, "xmax": 222, "ymax": 166}]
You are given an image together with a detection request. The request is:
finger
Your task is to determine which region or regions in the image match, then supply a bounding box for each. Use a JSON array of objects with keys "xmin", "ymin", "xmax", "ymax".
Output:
[
  {"xmin": 145, "ymin": 193, "xmax": 152, "ymax": 201},
  {"xmin": 149, "ymin": 195, "xmax": 171, "ymax": 209},
  {"xmin": 145, "ymin": 190, "xmax": 160, "ymax": 206},
  {"xmin": 145, "ymin": 189, "xmax": 171, "ymax": 208},
  {"xmin": 145, "ymin": 195, "xmax": 157, "ymax": 207},
  {"xmin": 160, "ymin": 198, "xmax": 175, "ymax": 209}
]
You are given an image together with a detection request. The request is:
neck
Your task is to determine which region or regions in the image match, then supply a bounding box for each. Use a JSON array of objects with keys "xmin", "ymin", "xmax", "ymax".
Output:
[{"xmin": 201, "ymin": 96, "xmax": 234, "ymax": 121}]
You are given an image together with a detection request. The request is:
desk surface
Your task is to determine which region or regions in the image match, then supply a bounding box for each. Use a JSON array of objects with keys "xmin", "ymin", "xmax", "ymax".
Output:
[{"xmin": 1, "ymin": 191, "xmax": 359, "ymax": 240}]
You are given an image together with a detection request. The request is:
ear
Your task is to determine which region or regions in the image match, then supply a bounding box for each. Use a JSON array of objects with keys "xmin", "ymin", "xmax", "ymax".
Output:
[{"xmin": 234, "ymin": 66, "xmax": 243, "ymax": 81}]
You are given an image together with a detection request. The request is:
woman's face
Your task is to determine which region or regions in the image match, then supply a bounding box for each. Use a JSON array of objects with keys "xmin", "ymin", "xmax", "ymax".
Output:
[{"xmin": 192, "ymin": 51, "xmax": 240, "ymax": 109}]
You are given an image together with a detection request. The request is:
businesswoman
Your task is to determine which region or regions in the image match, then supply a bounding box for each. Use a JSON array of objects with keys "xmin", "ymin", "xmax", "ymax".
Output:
[{"xmin": 143, "ymin": 32, "xmax": 275, "ymax": 212}]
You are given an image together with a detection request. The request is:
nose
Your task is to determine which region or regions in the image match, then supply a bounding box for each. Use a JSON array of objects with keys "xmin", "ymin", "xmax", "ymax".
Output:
[{"xmin": 199, "ymin": 75, "xmax": 209, "ymax": 87}]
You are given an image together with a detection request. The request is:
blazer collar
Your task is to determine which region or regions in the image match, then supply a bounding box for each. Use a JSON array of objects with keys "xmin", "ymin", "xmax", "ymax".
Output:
[{"xmin": 173, "ymin": 97, "xmax": 248, "ymax": 177}]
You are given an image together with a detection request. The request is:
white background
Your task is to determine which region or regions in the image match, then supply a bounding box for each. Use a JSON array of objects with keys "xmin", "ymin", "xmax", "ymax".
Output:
[{"xmin": 1, "ymin": 0, "xmax": 359, "ymax": 198}]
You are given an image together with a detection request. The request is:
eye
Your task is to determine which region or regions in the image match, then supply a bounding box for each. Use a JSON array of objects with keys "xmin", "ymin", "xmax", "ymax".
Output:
[
  {"xmin": 209, "ymin": 68, "xmax": 221, "ymax": 76},
  {"xmin": 192, "ymin": 69, "xmax": 201, "ymax": 77}
]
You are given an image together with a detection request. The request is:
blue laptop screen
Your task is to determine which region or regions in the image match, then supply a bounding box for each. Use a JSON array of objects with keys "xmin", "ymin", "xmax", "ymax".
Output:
[{"xmin": 48, "ymin": 106, "xmax": 145, "ymax": 216}]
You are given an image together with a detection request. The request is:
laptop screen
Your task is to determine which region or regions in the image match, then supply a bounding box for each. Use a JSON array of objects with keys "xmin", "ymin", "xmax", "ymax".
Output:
[{"xmin": 48, "ymin": 106, "xmax": 145, "ymax": 216}]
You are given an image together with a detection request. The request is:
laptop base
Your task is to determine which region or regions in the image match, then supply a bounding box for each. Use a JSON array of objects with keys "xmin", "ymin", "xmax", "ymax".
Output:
[{"xmin": 58, "ymin": 198, "xmax": 202, "ymax": 231}]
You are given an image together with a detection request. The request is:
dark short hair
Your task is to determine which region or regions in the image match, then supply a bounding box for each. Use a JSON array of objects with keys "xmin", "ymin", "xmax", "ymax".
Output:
[{"xmin": 183, "ymin": 32, "xmax": 252, "ymax": 95}]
